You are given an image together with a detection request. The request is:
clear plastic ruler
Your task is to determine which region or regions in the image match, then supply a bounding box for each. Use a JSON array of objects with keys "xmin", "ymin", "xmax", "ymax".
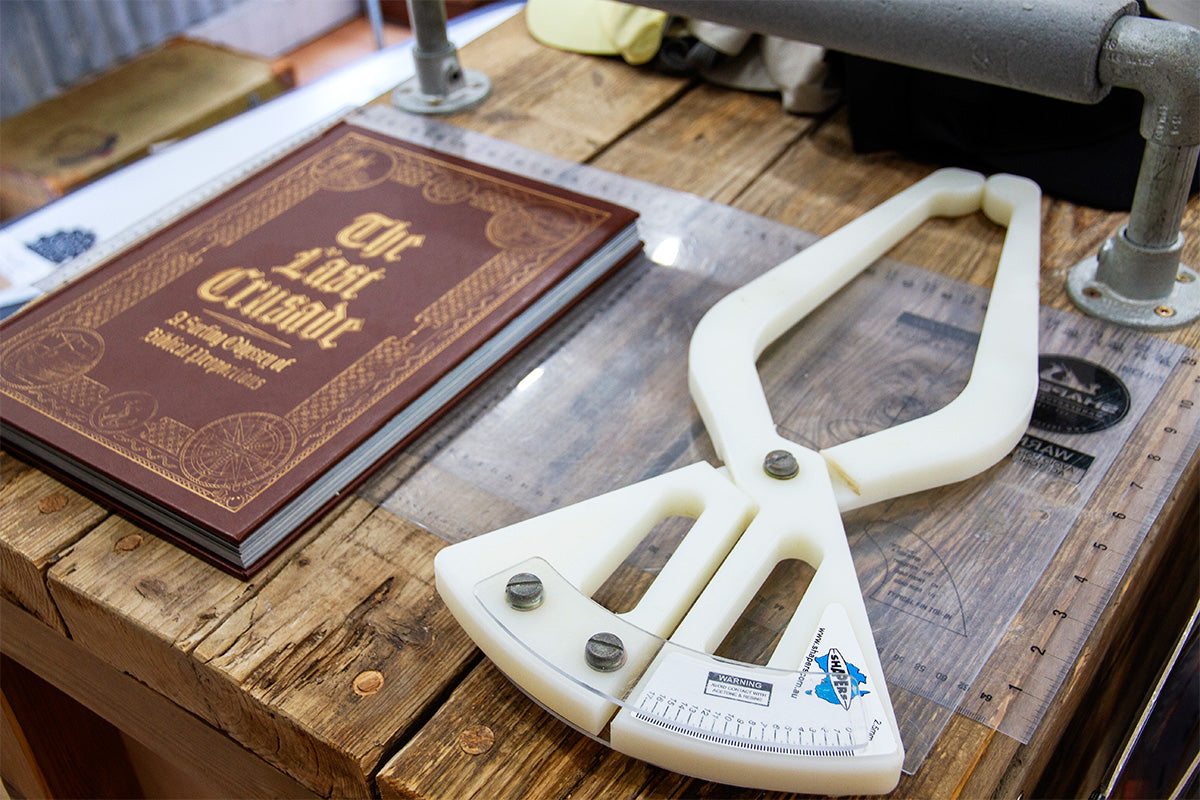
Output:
[
  {"xmin": 355, "ymin": 108, "xmax": 1200, "ymax": 773},
  {"xmin": 956, "ymin": 336, "xmax": 1199, "ymax": 743}
]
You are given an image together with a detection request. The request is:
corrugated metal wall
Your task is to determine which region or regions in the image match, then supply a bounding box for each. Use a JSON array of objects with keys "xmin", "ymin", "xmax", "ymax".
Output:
[{"xmin": 1, "ymin": 0, "xmax": 249, "ymax": 118}]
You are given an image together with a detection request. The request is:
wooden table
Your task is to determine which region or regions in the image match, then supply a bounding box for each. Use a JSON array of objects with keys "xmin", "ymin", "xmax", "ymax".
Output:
[{"xmin": 3, "ymin": 13, "xmax": 1197, "ymax": 799}]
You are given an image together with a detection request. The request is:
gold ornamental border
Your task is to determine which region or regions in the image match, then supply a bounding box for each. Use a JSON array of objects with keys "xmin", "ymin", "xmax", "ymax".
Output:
[{"xmin": 1, "ymin": 127, "xmax": 615, "ymax": 515}]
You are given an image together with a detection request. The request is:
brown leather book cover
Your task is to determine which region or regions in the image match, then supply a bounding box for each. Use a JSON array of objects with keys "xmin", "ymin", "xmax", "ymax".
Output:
[{"xmin": 0, "ymin": 120, "xmax": 639, "ymax": 577}]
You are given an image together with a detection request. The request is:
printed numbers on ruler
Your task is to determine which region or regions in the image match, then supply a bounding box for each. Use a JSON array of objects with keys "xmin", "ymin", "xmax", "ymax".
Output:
[{"xmin": 959, "ymin": 352, "xmax": 1200, "ymax": 743}]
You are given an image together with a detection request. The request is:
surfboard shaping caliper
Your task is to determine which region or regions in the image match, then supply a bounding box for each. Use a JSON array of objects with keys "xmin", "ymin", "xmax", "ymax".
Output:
[{"xmin": 435, "ymin": 168, "xmax": 1042, "ymax": 795}]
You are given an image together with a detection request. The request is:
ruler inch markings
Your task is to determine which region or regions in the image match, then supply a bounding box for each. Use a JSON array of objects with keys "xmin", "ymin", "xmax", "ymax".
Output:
[{"xmin": 959, "ymin": 352, "xmax": 1200, "ymax": 742}]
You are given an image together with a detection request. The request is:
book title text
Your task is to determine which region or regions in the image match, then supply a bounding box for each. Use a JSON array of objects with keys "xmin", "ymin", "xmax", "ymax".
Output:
[{"xmin": 194, "ymin": 212, "xmax": 424, "ymax": 350}]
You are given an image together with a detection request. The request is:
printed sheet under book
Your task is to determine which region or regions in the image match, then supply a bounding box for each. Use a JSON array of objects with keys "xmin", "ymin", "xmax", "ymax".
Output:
[{"xmin": 347, "ymin": 108, "xmax": 1190, "ymax": 773}]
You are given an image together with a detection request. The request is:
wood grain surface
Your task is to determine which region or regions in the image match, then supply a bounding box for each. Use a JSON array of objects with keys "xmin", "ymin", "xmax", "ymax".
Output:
[
  {"xmin": 2, "ymin": 11, "xmax": 1196, "ymax": 800},
  {"xmin": 1, "ymin": 453, "xmax": 105, "ymax": 634}
]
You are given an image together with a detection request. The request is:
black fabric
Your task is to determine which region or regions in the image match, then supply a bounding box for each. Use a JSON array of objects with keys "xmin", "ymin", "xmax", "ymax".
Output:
[{"xmin": 836, "ymin": 54, "xmax": 1199, "ymax": 211}]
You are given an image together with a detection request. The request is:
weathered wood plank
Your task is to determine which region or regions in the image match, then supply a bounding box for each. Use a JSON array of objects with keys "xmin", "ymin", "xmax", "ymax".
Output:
[
  {"xmin": 366, "ymin": 454, "xmax": 533, "ymax": 543},
  {"xmin": 379, "ymin": 466, "xmax": 1196, "ymax": 800},
  {"xmin": 0, "ymin": 450, "xmax": 31, "ymax": 486},
  {"xmin": 43, "ymin": 491, "xmax": 476, "ymax": 798},
  {"xmin": 909, "ymin": 434, "xmax": 1198, "ymax": 798},
  {"xmin": 735, "ymin": 109, "xmax": 949, "ymax": 235},
  {"xmin": 444, "ymin": 12, "xmax": 690, "ymax": 163},
  {"xmin": 719, "ymin": 76, "xmax": 1200, "ymax": 800},
  {"xmin": 375, "ymin": 655, "xmax": 1013, "ymax": 800},
  {"xmin": 388, "ymin": 345, "xmax": 1196, "ymax": 800},
  {"xmin": 590, "ymin": 83, "xmax": 814, "ymax": 204},
  {"xmin": 3, "ymin": 18, "xmax": 697, "ymax": 796},
  {"xmin": 1012, "ymin": 438, "xmax": 1200, "ymax": 795},
  {"xmin": 377, "ymin": 660, "xmax": 690, "ymax": 800},
  {"xmin": 44, "ymin": 499, "xmax": 365, "ymax": 794},
  {"xmin": 730, "ymin": 109, "xmax": 1023, "ymax": 327},
  {"xmin": 188, "ymin": 507, "xmax": 478, "ymax": 798},
  {"xmin": 46, "ymin": 511, "xmax": 284, "ymax": 683},
  {"xmin": 1, "ymin": 678, "xmax": 55, "ymax": 800},
  {"xmin": 1, "ymin": 600, "xmax": 317, "ymax": 799},
  {"xmin": 2, "ymin": 654, "xmax": 144, "ymax": 799},
  {"xmin": 1040, "ymin": 198, "xmax": 1200, "ymax": 351},
  {"xmin": 0, "ymin": 453, "xmax": 107, "ymax": 633},
  {"xmin": 4, "ymin": 17, "xmax": 1197, "ymax": 800}
]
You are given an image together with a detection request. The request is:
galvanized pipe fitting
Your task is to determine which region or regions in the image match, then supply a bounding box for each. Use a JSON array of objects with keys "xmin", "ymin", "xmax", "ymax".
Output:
[
  {"xmin": 631, "ymin": 0, "xmax": 1137, "ymax": 102},
  {"xmin": 630, "ymin": 1, "xmax": 1200, "ymax": 327},
  {"xmin": 392, "ymin": 0, "xmax": 491, "ymax": 115},
  {"xmin": 1069, "ymin": 15, "xmax": 1200, "ymax": 327}
]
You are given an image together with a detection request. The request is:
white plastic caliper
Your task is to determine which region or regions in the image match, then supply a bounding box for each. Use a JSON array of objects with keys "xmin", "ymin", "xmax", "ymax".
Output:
[{"xmin": 435, "ymin": 169, "xmax": 1042, "ymax": 795}]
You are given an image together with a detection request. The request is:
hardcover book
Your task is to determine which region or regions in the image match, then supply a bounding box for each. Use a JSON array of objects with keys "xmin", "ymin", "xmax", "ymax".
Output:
[{"xmin": 0, "ymin": 116, "xmax": 640, "ymax": 577}]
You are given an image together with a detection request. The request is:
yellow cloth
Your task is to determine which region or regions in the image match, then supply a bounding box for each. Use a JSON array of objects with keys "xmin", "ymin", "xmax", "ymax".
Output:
[{"xmin": 526, "ymin": 0, "xmax": 668, "ymax": 66}]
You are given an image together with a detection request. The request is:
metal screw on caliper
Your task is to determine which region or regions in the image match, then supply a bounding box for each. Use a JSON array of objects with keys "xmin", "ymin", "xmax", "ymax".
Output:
[
  {"xmin": 584, "ymin": 632, "xmax": 626, "ymax": 671},
  {"xmin": 763, "ymin": 449, "xmax": 800, "ymax": 480},
  {"xmin": 505, "ymin": 572, "xmax": 544, "ymax": 610}
]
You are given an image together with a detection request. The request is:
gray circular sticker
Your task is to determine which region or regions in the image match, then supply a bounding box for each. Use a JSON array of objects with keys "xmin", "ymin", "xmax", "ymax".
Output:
[{"xmin": 1031, "ymin": 355, "xmax": 1130, "ymax": 434}]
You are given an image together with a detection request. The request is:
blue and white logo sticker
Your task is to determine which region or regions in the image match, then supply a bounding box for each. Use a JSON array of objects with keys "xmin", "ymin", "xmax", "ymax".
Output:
[{"xmin": 809, "ymin": 648, "xmax": 870, "ymax": 709}]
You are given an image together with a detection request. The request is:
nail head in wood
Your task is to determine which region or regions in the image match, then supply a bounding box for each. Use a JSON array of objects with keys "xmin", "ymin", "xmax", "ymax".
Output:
[{"xmin": 353, "ymin": 670, "xmax": 385, "ymax": 696}]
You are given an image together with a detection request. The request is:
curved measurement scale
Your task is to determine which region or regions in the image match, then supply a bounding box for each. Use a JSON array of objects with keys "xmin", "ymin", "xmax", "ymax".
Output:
[{"xmin": 435, "ymin": 168, "xmax": 1042, "ymax": 795}]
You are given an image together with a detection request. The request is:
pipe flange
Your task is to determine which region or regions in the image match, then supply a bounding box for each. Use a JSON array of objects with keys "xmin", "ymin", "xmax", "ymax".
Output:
[
  {"xmin": 1068, "ymin": 255, "xmax": 1200, "ymax": 329},
  {"xmin": 392, "ymin": 67, "xmax": 491, "ymax": 115}
]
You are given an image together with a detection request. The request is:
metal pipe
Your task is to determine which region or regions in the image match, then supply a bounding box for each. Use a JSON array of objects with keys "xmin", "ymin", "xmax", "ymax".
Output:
[
  {"xmin": 1077, "ymin": 14, "xmax": 1200, "ymax": 321},
  {"xmin": 1099, "ymin": 16, "xmax": 1200, "ymax": 251},
  {"xmin": 365, "ymin": 0, "xmax": 386, "ymax": 50},
  {"xmin": 631, "ymin": 0, "xmax": 1137, "ymax": 102},
  {"xmin": 630, "ymin": 0, "xmax": 1200, "ymax": 328},
  {"xmin": 409, "ymin": 0, "xmax": 455, "ymax": 96},
  {"xmin": 391, "ymin": 0, "xmax": 491, "ymax": 115},
  {"xmin": 1124, "ymin": 141, "xmax": 1197, "ymax": 252}
]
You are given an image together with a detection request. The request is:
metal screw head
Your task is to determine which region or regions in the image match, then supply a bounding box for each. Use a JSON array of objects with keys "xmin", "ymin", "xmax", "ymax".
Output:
[
  {"xmin": 584, "ymin": 632, "xmax": 626, "ymax": 671},
  {"xmin": 763, "ymin": 449, "xmax": 799, "ymax": 479},
  {"xmin": 505, "ymin": 572, "xmax": 544, "ymax": 610}
]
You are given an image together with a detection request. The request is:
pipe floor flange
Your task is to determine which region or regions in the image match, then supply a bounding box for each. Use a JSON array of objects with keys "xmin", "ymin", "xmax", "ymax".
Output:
[
  {"xmin": 391, "ymin": 68, "xmax": 491, "ymax": 115},
  {"xmin": 1068, "ymin": 256, "xmax": 1200, "ymax": 330}
]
